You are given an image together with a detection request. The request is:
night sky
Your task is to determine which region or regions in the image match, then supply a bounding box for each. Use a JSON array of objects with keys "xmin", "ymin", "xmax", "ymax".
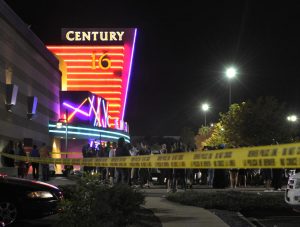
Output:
[{"xmin": 4, "ymin": 0, "xmax": 300, "ymax": 136}]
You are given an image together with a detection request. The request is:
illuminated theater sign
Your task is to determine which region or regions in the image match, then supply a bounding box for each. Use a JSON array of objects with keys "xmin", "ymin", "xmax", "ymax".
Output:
[{"xmin": 47, "ymin": 28, "xmax": 137, "ymax": 129}]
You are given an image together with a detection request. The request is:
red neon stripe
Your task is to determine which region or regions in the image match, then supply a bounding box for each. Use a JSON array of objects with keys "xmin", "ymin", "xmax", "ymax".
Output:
[{"xmin": 47, "ymin": 46, "xmax": 124, "ymax": 49}]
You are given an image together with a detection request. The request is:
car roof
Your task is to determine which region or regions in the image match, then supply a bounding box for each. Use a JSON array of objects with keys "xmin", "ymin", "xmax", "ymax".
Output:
[{"xmin": 0, "ymin": 175, "xmax": 59, "ymax": 191}]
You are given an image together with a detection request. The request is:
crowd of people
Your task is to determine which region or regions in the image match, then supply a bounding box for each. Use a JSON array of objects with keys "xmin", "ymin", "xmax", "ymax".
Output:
[
  {"xmin": 79, "ymin": 139, "xmax": 207, "ymax": 191},
  {"xmin": 79, "ymin": 139, "xmax": 293, "ymax": 192},
  {"xmin": 1, "ymin": 140, "xmax": 51, "ymax": 181},
  {"xmin": 1, "ymin": 139, "xmax": 294, "ymax": 192}
]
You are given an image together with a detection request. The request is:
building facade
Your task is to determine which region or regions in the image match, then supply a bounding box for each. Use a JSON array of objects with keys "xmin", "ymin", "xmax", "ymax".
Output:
[{"xmin": 0, "ymin": 0, "xmax": 61, "ymax": 155}]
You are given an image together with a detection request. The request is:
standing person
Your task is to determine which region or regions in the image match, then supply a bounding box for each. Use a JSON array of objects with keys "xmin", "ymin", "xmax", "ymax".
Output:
[
  {"xmin": 16, "ymin": 141, "xmax": 26, "ymax": 178},
  {"xmin": 212, "ymin": 145, "xmax": 227, "ymax": 189},
  {"xmin": 167, "ymin": 143, "xmax": 176, "ymax": 192},
  {"xmin": 138, "ymin": 143, "xmax": 151, "ymax": 188},
  {"xmin": 108, "ymin": 142, "xmax": 117, "ymax": 185},
  {"xmin": 159, "ymin": 144, "xmax": 168, "ymax": 186},
  {"xmin": 115, "ymin": 137, "xmax": 130, "ymax": 184},
  {"xmin": 39, "ymin": 143, "xmax": 50, "ymax": 181},
  {"xmin": 96, "ymin": 143, "xmax": 104, "ymax": 175},
  {"xmin": 30, "ymin": 145, "xmax": 40, "ymax": 180},
  {"xmin": 82, "ymin": 143, "xmax": 90, "ymax": 172},
  {"xmin": 229, "ymin": 168, "xmax": 239, "ymax": 188},
  {"xmin": 204, "ymin": 146, "xmax": 214, "ymax": 188},
  {"xmin": 174, "ymin": 141, "xmax": 186, "ymax": 190},
  {"xmin": 129, "ymin": 144, "xmax": 139, "ymax": 186},
  {"xmin": 85, "ymin": 145, "xmax": 94, "ymax": 173},
  {"xmin": 262, "ymin": 168, "xmax": 273, "ymax": 191},
  {"xmin": 103, "ymin": 142, "xmax": 111, "ymax": 181},
  {"xmin": 1, "ymin": 140, "xmax": 15, "ymax": 167},
  {"xmin": 272, "ymin": 168, "xmax": 284, "ymax": 191},
  {"xmin": 238, "ymin": 169, "xmax": 247, "ymax": 187}
]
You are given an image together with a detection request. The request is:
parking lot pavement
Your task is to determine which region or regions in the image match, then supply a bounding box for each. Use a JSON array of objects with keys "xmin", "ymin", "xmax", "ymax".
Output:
[{"xmin": 10, "ymin": 214, "xmax": 59, "ymax": 227}]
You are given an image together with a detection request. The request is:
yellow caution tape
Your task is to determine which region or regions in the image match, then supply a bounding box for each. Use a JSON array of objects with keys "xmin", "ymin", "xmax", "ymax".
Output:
[
  {"xmin": 49, "ymin": 152, "xmax": 81, "ymax": 155},
  {"xmin": 1, "ymin": 142, "xmax": 300, "ymax": 168}
]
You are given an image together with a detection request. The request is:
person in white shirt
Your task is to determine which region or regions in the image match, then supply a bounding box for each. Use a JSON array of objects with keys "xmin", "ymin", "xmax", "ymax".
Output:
[{"xmin": 108, "ymin": 142, "xmax": 117, "ymax": 185}]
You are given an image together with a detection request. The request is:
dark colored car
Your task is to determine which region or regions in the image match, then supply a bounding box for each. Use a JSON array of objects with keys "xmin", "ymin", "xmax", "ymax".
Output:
[{"xmin": 0, "ymin": 174, "xmax": 63, "ymax": 226}]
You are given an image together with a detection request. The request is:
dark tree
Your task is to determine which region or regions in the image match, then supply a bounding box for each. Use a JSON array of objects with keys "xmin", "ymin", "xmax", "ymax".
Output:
[{"xmin": 220, "ymin": 97, "xmax": 296, "ymax": 146}]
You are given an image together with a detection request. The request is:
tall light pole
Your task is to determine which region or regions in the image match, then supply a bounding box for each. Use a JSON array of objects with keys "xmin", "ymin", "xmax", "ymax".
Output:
[
  {"xmin": 201, "ymin": 103, "xmax": 210, "ymax": 126},
  {"xmin": 287, "ymin": 114, "xmax": 298, "ymax": 142},
  {"xmin": 225, "ymin": 66, "xmax": 237, "ymax": 106},
  {"xmin": 65, "ymin": 109, "xmax": 68, "ymax": 158},
  {"xmin": 56, "ymin": 110, "xmax": 68, "ymax": 158}
]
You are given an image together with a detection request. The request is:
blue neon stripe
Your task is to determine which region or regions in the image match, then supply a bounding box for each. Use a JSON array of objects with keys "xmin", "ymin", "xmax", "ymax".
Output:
[
  {"xmin": 49, "ymin": 130, "xmax": 130, "ymax": 143},
  {"xmin": 49, "ymin": 124, "xmax": 130, "ymax": 139}
]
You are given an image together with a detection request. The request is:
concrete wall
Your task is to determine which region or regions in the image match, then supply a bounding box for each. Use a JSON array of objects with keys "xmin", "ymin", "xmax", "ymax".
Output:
[{"xmin": 0, "ymin": 0, "xmax": 61, "ymax": 160}]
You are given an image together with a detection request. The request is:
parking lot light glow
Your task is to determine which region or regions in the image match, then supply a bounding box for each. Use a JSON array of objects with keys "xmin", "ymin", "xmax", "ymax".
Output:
[
  {"xmin": 202, "ymin": 103, "xmax": 209, "ymax": 112},
  {"xmin": 287, "ymin": 115, "xmax": 297, "ymax": 122},
  {"xmin": 226, "ymin": 67, "xmax": 237, "ymax": 79}
]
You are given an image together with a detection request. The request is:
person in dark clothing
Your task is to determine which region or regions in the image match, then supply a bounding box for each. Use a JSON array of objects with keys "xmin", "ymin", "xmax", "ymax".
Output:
[
  {"xmin": 272, "ymin": 168, "xmax": 283, "ymax": 190},
  {"xmin": 30, "ymin": 145, "xmax": 40, "ymax": 180},
  {"xmin": 262, "ymin": 168, "xmax": 273, "ymax": 191},
  {"xmin": 212, "ymin": 145, "xmax": 227, "ymax": 189},
  {"xmin": 39, "ymin": 143, "xmax": 50, "ymax": 181},
  {"xmin": 82, "ymin": 143, "xmax": 89, "ymax": 158},
  {"xmin": 82, "ymin": 143, "xmax": 90, "ymax": 173},
  {"xmin": 138, "ymin": 143, "xmax": 151, "ymax": 188},
  {"xmin": 17, "ymin": 142, "xmax": 26, "ymax": 178},
  {"xmin": 1, "ymin": 140, "xmax": 15, "ymax": 167},
  {"xmin": 85, "ymin": 146, "xmax": 95, "ymax": 173},
  {"xmin": 174, "ymin": 142, "xmax": 186, "ymax": 190},
  {"xmin": 0, "ymin": 140, "xmax": 15, "ymax": 167},
  {"xmin": 115, "ymin": 137, "xmax": 130, "ymax": 184},
  {"xmin": 103, "ymin": 142, "xmax": 111, "ymax": 180}
]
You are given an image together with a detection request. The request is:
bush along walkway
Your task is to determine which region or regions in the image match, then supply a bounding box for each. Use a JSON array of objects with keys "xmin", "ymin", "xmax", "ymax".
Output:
[
  {"xmin": 166, "ymin": 190, "xmax": 289, "ymax": 212},
  {"xmin": 57, "ymin": 175, "xmax": 151, "ymax": 227}
]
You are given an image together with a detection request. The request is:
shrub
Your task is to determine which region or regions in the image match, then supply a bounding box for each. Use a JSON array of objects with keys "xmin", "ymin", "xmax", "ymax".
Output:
[
  {"xmin": 166, "ymin": 191, "xmax": 289, "ymax": 212},
  {"xmin": 57, "ymin": 174, "xmax": 145, "ymax": 227}
]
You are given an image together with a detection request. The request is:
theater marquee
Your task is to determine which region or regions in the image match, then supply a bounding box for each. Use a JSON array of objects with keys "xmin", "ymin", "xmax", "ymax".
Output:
[{"xmin": 47, "ymin": 28, "xmax": 137, "ymax": 129}]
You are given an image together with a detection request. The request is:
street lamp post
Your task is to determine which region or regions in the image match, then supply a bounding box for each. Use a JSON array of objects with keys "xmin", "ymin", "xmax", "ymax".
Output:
[
  {"xmin": 56, "ymin": 109, "xmax": 68, "ymax": 158},
  {"xmin": 201, "ymin": 103, "xmax": 210, "ymax": 126},
  {"xmin": 225, "ymin": 67, "xmax": 237, "ymax": 106},
  {"xmin": 287, "ymin": 114, "xmax": 298, "ymax": 142},
  {"xmin": 65, "ymin": 109, "xmax": 68, "ymax": 158}
]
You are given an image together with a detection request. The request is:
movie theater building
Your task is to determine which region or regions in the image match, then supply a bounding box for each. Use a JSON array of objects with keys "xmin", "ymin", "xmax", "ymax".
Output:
[
  {"xmin": 47, "ymin": 28, "xmax": 136, "ymax": 158},
  {"xmin": 0, "ymin": 1, "xmax": 135, "ymax": 168},
  {"xmin": 0, "ymin": 0, "xmax": 61, "ymax": 156}
]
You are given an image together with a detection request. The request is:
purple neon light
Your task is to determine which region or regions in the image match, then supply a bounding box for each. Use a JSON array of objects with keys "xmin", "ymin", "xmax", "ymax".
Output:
[
  {"xmin": 63, "ymin": 96, "xmax": 109, "ymax": 127},
  {"xmin": 122, "ymin": 28, "xmax": 137, "ymax": 120},
  {"xmin": 102, "ymin": 99, "xmax": 109, "ymax": 128},
  {"xmin": 94, "ymin": 97, "xmax": 101, "ymax": 127},
  {"xmin": 89, "ymin": 96, "xmax": 95, "ymax": 116},
  {"xmin": 63, "ymin": 102, "xmax": 89, "ymax": 116}
]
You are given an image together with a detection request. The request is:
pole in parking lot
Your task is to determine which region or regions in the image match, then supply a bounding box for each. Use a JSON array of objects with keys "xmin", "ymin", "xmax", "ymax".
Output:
[{"xmin": 65, "ymin": 109, "xmax": 68, "ymax": 159}]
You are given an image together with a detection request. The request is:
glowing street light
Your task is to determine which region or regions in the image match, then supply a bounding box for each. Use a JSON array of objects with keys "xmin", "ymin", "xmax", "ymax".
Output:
[
  {"xmin": 201, "ymin": 103, "xmax": 210, "ymax": 126},
  {"xmin": 287, "ymin": 115, "xmax": 298, "ymax": 122},
  {"xmin": 225, "ymin": 66, "xmax": 237, "ymax": 106}
]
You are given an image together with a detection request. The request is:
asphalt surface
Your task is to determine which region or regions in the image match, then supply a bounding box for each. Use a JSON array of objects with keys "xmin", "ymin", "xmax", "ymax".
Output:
[{"xmin": 242, "ymin": 208, "xmax": 300, "ymax": 227}]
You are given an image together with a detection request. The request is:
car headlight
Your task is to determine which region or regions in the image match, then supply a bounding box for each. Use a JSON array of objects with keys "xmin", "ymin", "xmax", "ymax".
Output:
[{"xmin": 27, "ymin": 191, "xmax": 54, "ymax": 199}]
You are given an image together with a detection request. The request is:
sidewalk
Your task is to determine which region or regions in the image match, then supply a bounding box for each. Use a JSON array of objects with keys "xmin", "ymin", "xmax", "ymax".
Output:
[{"xmin": 144, "ymin": 196, "xmax": 229, "ymax": 227}]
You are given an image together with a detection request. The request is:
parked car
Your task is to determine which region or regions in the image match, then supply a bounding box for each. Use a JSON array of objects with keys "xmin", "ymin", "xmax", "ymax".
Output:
[
  {"xmin": 285, "ymin": 172, "xmax": 300, "ymax": 210},
  {"xmin": 0, "ymin": 174, "xmax": 63, "ymax": 225}
]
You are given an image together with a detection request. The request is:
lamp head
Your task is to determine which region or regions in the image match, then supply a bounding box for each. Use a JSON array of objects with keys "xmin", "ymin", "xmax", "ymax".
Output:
[{"xmin": 226, "ymin": 67, "xmax": 237, "ymax": 79}]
